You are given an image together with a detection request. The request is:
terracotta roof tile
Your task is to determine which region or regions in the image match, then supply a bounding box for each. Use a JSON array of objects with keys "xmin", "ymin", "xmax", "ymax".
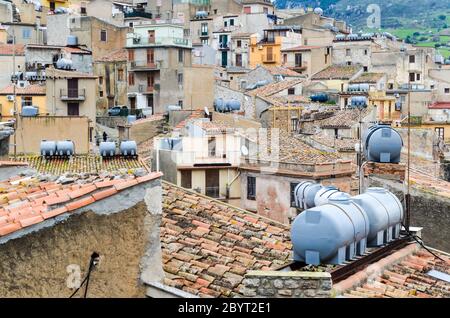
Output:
[
  {"xmin": 0, "ymin": 172, "xmax": 162, "ymax": 238},
  {"xmin": 161, "ymin": 182, "xmax": 292, "ymax": 297},
  {"xmin": 0, "ymin": 44, "xmax": 25, "ymax": 56},
  {"xmin": 247, "ymin": 79, "xmax": 303, "ymax": 97},
  {"xmin": 95, "ymin": 49, "xmax": 127, "ymax": 62},
  {"xmin": 312, "ymin": 64, "xmax": 362, "ymax": 80}
]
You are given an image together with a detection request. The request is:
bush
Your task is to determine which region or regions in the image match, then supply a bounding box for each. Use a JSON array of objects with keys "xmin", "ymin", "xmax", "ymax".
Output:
[{"xmin": 438, "ymin": 15, "xmax": 446, "ymax": 21}]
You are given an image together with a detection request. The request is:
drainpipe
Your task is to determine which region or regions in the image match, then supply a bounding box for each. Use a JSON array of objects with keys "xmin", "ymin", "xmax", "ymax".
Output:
[{"xmin": 226, "ymin": 169, "xmax": 241, "ymax": 199}]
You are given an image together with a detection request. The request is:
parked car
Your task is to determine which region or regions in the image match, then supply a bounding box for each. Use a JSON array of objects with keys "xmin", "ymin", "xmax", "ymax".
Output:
[{"xmin": 107, "ymin": 106, "xmax": 129, "ymax": 116}]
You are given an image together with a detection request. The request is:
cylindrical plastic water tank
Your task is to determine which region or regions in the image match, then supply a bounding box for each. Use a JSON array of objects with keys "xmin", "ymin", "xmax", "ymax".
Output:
[
  {"xmin": 67, "ymin": 35, "xmax": 78, "ymax": 46},
  {"xmin": 214, "ymin": 98, "xmax": 224, "ymax": 112},
  {"xmin": 351, "ymin": 96, "xmax": 367, "ymax": 108},
  {"xmin": 294, "ymin": 181, "xmax": 322, "ymax": 210},
  {"xmin": 364, "ymin": 124, "xmax": 403, "ymax": 163},
  {"xmin": 40, "ymin": 140, "xmax": 56, "ymax": 156},
  {"xmin": 196, "ymin": 11, "xmax": 208, "ymax": 18},
  {"xmin": 352, "ymin": 187, "xmax": 404, "ymax": 247},
  {"xmin": 310, "ymin": 93, "xmax": 328, "ymax": 103},
  {"xmin": 314, "ymin": 186, "xmax": 349, "ymax": 207},
  {"xmin": 167, "ymin": 105, "xmax": 182, "ymax": 112},
  {"xmin": 347, "ymin": 84, "xmax": 359, "ymax": 92},
  {"xmin": 226, "ymin": 99, "xmax": 241, "ymax": 111},
  {"xmin": 291, "ymin": 195, "xmax": 369, "ymax": 265},
  {"xmin": 120, "ymin": 140, "xmax": 137, "ymax": 156},
  {"xmin": 56, "ymin": 140, "xmax": 74, "ymax": 156},
  {"xmin": 359, "ymin": 83, "xmax": 370, "ymax": 92},
  {"xmin": 99, "ymin": 141, "xmax": 116, "ymax": 157},
  {"xmin": 21, "ymin": 106, "xmax": 39, "ymax": 117}
]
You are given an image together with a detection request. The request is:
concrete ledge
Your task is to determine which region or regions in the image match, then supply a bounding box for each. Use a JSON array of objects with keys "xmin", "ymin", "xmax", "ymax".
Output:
[
  {"xmin": 332, "ymin": 243, "xmax": 420, "ymax": 295},
  {"xmin": 246, "ymin": 270, "xmax": 331, "ymax": 279},
  {"xmin": 146, "ymin": 281, "xmax": 199, "ymax": 298}
]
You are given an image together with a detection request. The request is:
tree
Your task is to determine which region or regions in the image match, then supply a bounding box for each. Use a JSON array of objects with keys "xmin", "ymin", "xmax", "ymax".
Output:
[{"xmin": 438, "ymin": 15, "xmax": 446, "ymax": 21}]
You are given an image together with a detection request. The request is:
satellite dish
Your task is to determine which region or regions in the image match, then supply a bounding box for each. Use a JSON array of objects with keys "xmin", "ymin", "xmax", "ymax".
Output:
[
  {"xmin": 241, "ymin": 145, "xmax": 249, "ymax": 156},
  {"xmin": 204, "ymin": 107, "xmax": 210, "ymax": 116}
]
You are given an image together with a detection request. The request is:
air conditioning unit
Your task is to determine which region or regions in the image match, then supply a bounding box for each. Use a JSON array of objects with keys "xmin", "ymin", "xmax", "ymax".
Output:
[
  {"xmin": 133, "ymin": 37, "xmax": 141, "ymax": 44},
  {"xmin": 7, "ymin": 95, "xmax": 14, "ymax": 101}
]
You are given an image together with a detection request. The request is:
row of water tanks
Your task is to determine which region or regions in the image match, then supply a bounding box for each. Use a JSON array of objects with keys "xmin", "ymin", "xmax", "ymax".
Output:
[
  {"xmin": 213, "ymin": 98, "xmax": 241, "ymax": 113},
  {"xmin": 292, "ymin": 182, "xmax": 404, "ymax": 265},
  {"xmin": 310, "ymin": 93, "xmax": 329, "ymax": 103},
  {"xmin": 41, "ymin": 140, "xmax": 75, "ymax": 156},
  {"xmin": 347, "ymin": 83, "xmax": 370, "ymax": 92},
  {"xmin": 349, "ymin": 96, "xmax": 368, "ymax": 108},
  {"xmin": 99, "ymin": 140, "xmax": 137, "ymax": 157}
]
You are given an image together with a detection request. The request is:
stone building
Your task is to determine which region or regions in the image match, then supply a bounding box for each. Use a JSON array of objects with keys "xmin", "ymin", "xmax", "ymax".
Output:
[
  {"xmin": 126, "ymin": 23, "xmax": 192, "ymax": 114},
  {"xmin": 281, "ymin": 45, "xmax": 332, "ymax": 78},
  {"xmin": 93, "ymin": 49, "xmax": 128, "ymax": 113}
]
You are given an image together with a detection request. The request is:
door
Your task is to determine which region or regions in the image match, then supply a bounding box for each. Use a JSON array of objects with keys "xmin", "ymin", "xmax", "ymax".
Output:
[
  {"xmin": 67, "ymin": 103, "xmax": 79, "ymax": 116},
  {"xmin": 221, "ymin": 51, "xmax": 227, "ymax": 67},
  {"xmin": 147, "ymin": 95, "xmax": 154, "ymax": 113},
  {"xmin": 235, "ymin": 54, "xmax": 242, "ymax": 67},
  {"xmin": 435, "ymin": 127, "xmax": 445, "ymax": 141},
  {"xmin": 148, "ymin": 30, "xmax": 155, "ymax": 43},
  {"xmin": 147, "ymin": 74, "xmax": 154, "ymax": 90},
  {"xmin": 147, "ymin": 49, "xmax": 154, "ymax": 66},
  {"xmin": 295, "ymin": 53, "xmax": 302, "ymax": 67},
  {"xmin": 205, "ymin": 170, "xmax": 220, "ymax": 198},
  {"xmin": 181, "ymin": 170, "xmax": 192, "ymax": 189},
  {"xmin": 129, "ymin": 97, "xmax": 136, "ymax": 111},
  {"xmin": 67, "ymin": 79, "xmax": 78, "ymax": 98},
  {"xmin": 266, "ymin": 47, "xmax": 273, "ymax": 62}
]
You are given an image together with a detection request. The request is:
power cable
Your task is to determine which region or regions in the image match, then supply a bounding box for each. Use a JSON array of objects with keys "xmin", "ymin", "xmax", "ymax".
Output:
[
  {"xmin": 69, "ymin": 252, "xmax": 100, "ymax": 298},
  {"xmin": 400, "ymin": 223, "xmax": 446, "ymax": 262}
]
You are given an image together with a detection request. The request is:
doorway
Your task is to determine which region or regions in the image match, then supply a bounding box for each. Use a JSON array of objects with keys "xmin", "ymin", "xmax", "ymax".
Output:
[{"xmin": 205, "ymin": 170, "xmax": 220, "ymax": 198}]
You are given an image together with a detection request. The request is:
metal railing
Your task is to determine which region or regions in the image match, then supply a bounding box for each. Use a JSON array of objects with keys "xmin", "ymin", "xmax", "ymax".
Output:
[
  {"xmin": 60, "ymin": 89, "xmax": 86, "ymax": 100},
  {"xmin": 205, "ymin": 186, "xmax": 220, "ymax": 198},
  {"xmin": 130, "ymin": 60, "xmax": 160, "ymax": 69},
  {"xmin": 262, "ymin": 54, "xmax": 277, "ymax": 63},
  {"xmin": 128, "ymin": 35, "xmax": 191, "ymax": 47},
  {"xmin": 124, "ymin": 11, "xmax": 152, "ymax": 19}
]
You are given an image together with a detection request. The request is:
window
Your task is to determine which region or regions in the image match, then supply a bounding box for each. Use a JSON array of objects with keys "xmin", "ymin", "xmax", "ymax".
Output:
[
  {"xmin": 237, "ymin": 40, "xmax": 242, "ymax": 48},
  {"xmin": 201, "ymin": 39, "xmax": 208, "ymax": 45},
  {"xmin": 290, "ymin": 183, "xmax": 299, "ymax": 207},
  {"xmin": 128, "ymin": 49, "xmax": 134, "ymax": 61},
  {"xmin": 244, "ymin": 6, "xmax": 251, "ymax": 14},
  {"xmin": 181, "ymin": 170, "xmax": 192, "ymax": 189},
  {"xmin": 80, "ymin": 6, "xmax": 87, "ymax": 15},
  {"xmin": 208, "ymin": 137, "xmax": 216, "ymax": 156},
  {"xmin": 230, "ymin": 19, "xmax": 234, "ymax": 26},
  {"xmin": 409, "ymin": 72, "xmax": 415, "ymax": 82},
  {"xmin": 178, "ymin": 100, "xmax": 183, "ymax": 107},
  {"xmin": 147, "ymin": 49, "xmax": 154, "ymax": 64},
  {"xmin": 388, "ymin": 83, "xmax": 394, "ymax": 89},
  {"xmin": 128, "ymin": 73, "xmax": 135, "ymax": 86},
  {"xmin": 67, "ymin": 103, "xmax": 79, "ymax": 116},
  {"xmin": 99, "ymin": 90, "xmax": 103, "ymax": 97},
  {"xmin": 283, "ymin": 53, "xmax": 287, "ymax": 64},
  {"xmin": 201, "ymin": 23, "xmax": 208, "ymax": 35},
  {"xmin": 295, "ymin": 53, "xmax": 302, "ymax": 67},
  {"xmin": 178, "ymin": 49, "xmax": 184, "ymax": 63},
  {"xmin": 214, "ymin": 9, "xmax": 217, "ymax": 14},
  {"xmin": 100, "ymin": 29, "xmax": 107, "ymax": 42},
  {"xmin": 178, "ymin": 73, "xmax": 183, "ymax": 85},
  {"xmin": 99, "ymin": 76, "xmax": 103, "ymax": 85},
  {"xmin": 288, "ymin": 87, "xmax": 295, "ymax": 95},
  {"xmin": 21, "ymin": 96, "xmax": 32, "ymax": 107},
  {"xmin": 247, "ymin": 176, "xmax": 256, "ymax": 200},
  {"xmin": 224, "ymin": 21, "xmax": 228, "ymax": 27},
  {"xmin": 416, "ymin": 73, "xmax": 421, "ymax": 81},
  {"xmin": 347, "ymin": 61, "xmax": 352, "ymax": 66},
  {"xmin": 364, "ymin": 49, "xmax": 368, "ymax": 55},
  {"xmin": 435, "ymin": 127, "xmax": 444, "ymax": 141},
  {"xmin": 147, "ymin": 74, "xmax": 154, "ymax": 88},
  {"xmin": 363, "ymin": 66, "xmax": 368, "ymax": 72},
  {"xmin": 22, "ymin": 28, "xmax": 31, "ymax": 39},
  {"xmin": 117, "ymin": 69, "xmax": 124, "ymax": 81},
  {"xmin": 263, "ymin": 7, "xmax": 268, "ymax": 14},
  {"xmin": 291, "ymin": 118, "xmax": 299, "ymax": 132},
  {"xmin": 409, "ymin": 55, "xmax": 415, "ymax": 63},
  {"xmin": 445, "ymin": 88, "xmax": 450, "ymax": 94},
  {"xmin": 346, "ymin": 49, "xmax": 351, "ymax": 56}
]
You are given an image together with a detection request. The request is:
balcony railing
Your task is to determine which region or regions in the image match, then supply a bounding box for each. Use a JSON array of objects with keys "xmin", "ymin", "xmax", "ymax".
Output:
[
  {"xmin": 138, "ymin": 85, "xmax": 155, "ymax": 94},
  {"xmin": 130, "ymin": 60, "xmax": 160, "ymax": 70},
  {"xmin": 127, "ymin": 35, "xmax": 191, "ymax": 47},
  {"xmin": 218, "ymin": 42, "xmax": 230, "ymax": 50},
  {"xmin": 205, "ymin": 186, "xmax": 220, "ymax": 198},
  {"xmin": 60, "ymin": 89, "xmax": 85, "ymax": 101},
  {"xmin": 124, "ymin": 11, "xmax": 152, "ymax": 19}
]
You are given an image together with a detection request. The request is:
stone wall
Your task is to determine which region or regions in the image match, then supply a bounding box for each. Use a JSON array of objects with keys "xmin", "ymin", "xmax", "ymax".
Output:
[
  {"xmin": 130, "ymin": 118, "xmax": 164, "ymax": 145},
  {"xmin": 242, "ymin": 271, "xmax": 332, "ymax": 298},
  {"xmin": 214, "ymin": 84, "xmax": 246, "ymax": 113}
]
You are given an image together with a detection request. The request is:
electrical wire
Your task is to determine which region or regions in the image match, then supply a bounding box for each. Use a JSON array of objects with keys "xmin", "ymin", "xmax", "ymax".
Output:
[
  {"xmin": 401, "ymin": 222, "xmax": 446, "ymax": 262},
  {"xmin": 69, "ymin": 253, "xmax": 99, "ymax": 298}
]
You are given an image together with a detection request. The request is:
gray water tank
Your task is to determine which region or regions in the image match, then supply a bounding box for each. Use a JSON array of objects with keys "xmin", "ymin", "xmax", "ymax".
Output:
[
  {"xmin": 56, "ymin": 140, "xmax": 74, "ymax": 156},
  {"xmin": 40, "ymin": 140, "xmax": 56, "ymax": 156},
  {"xmin": 226, "ymin": 99, "xmax": 241, "ymax": 111},
  {"xmin": 21, "ymin": 106, "xmax": 39, "ymax": 117},
  {"xmin": 314, "ymin": 186, "xmax": 349, "ymax": 207},
  {"xmin": 67, "ymin": 35, "xmax": 78, "ymax": 46},
  {"xmin": 120, "ymin": 140, "xmax": 137, "ymax": 156},
  {"xmin": 196, "ymin": 11, "xmax": 208, "ymax": 18},
  {"xmin": 352, "ymin": 187, "xmax": 403, "ymax": 247},
  {"xmin": 291, "ymin": 195, "xmax": 370, "ymax": 265},
  {"xmin": 167, "ymin": 105, "xmax": 182, "ymax": 112},
  {"xmin": 99, "ymin": 141, "xmax": 116, "ymax": 157},
  {"xmin": 364, "ymin": 124, "xmax": 403, "ymax": 163},
  {"xmin": 294, "ymin": 181, "xmax": 322, "ymax": 210},
  {"xmin": 56, "ymin": 58, "xmax": 73, "ymax": 70}
]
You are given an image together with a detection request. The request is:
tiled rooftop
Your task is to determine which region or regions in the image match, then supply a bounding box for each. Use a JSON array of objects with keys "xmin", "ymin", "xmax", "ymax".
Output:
[
  {"xmin": 264, "ymin": 66, "xmax": 302, "ymax": 77},
  {"xmin": 310, "ymin": 133, "xmax": 357, "ymax": 152},
  {"xmin": 0, "ymin": 171, "xmax": 163, "ymax": 238},
  {"xmin": 95, "ymin": 49, "xmax": 128, "ymax": 62},
  {"xmin": 311, "ymin": 65, "xmax": 362, "ymax": 80},
  {"xmin": 0, "ymin": 84, "xmax": 46, "ymax": 95},
  {"xmin": 14, "ymin": 156, "xmax": 148, "ymax": 175},
  {"xmin": 45, "ymin": 67, "xmax": 98, "ymax": 79},
  {"xmin": 320, "ymin": 107, "xmax": 372, "ymax": 129},
  {"xmin": 281, "ymin": 45, "xmax": 324, "ymax": 52},
  {"xmin": 161, "ymin": 182, "xmax": 292, "ymax": 297},
  {"xmin": 247, "ymin": 79, "xmax": 303, "ymax": 97},
  {"xmin": 343, "ymin": 249, "xmax": 450, "ymax": 298},
  {"xmin": 0, "ymin": 44, "xmax": 25, "ymax": 56},
  {"xmin": 349, "ymin": 72, "xmax": 385, "ymax": 84}
]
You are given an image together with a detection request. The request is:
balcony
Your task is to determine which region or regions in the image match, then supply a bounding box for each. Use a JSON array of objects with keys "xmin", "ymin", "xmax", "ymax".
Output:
[
  {"xmin": 127, "ymin": 34, "xmax": 191, "ymax": 48},
  {"xmin": 130, "ymin": 60, "xmax": 160, "ymax": 71},
  {"xmin": 262, "ymin": 54, "xmax": 278, "ymax": 63},
  {"xmin": 205, "ymin": 186, "xmax": 220, "ymax": 198},
  {"xmin": 164, "ymin": 150, "xmax": 241, "ymax": 167},
  {"xmin": 200, "ymin": 31, "xmax": 209, "ymax": 38},
  {"xmin": 60, "ymin": 89, "xmax": 85, "ymax": 101},
  {"xmin": 138, "ymin": 85, "xmax": 155, "ymax": 94},
  {"xmin": 124, "ymin": 11, "xmax": 152, "ymax": 19},
  {"xmin": 291, "ymin": 61, "xmax": 308, "ymax": 71}
]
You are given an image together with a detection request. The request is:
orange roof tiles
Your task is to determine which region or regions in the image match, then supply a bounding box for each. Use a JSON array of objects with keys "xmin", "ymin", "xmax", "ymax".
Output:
[
  {"xmin": 0, "ymin": 84, "xmax": 46, "ymax": 95},
  {"xmin": 247, "ymin": 79, "xmax": 303, "ymax": 97},
  {"xmin": 0, "ymin": 44, "xmax": 25, "ymax": 56},
  {"xmin": 312, "ymin": 64, "xmax": 362, "ymax": 80},
  {"xmin": 161, "ymin": 182, "xmax": 292, "ymax": 298},
  {"xmin": 342, "ymin": 248, "xmax": 450, "ymax": 298},
  {"xmin": 95, "ymin": 49, "xmax": 128, "ymax": 62},
  {"xmin": 0, "ymin": 171, "xmax": 163, "ymax": 238}
]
